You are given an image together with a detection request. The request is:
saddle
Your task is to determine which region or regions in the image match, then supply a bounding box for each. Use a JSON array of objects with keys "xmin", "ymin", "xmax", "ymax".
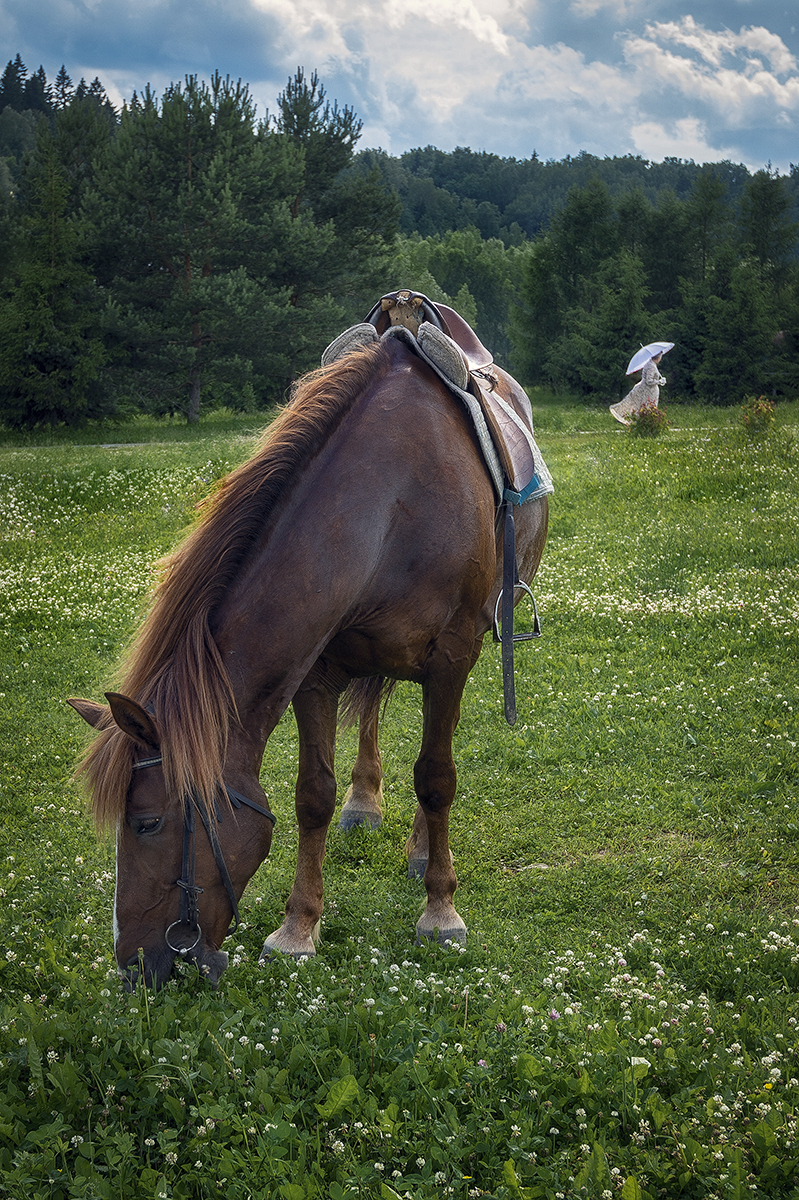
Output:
[{"xmin": 362, "ymin": 291, "xmax": 542, "ymax": 505}]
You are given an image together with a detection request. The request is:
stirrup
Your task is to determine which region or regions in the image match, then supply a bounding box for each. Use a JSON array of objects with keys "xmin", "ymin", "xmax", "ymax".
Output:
[{"xmin": 493, "ymin": 581, "xmax": 541, "ymax": 643}]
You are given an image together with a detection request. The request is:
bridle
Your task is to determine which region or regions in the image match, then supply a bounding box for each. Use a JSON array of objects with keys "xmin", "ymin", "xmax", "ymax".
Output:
[{"xmin": 130, "ymin": 755, "xmax": 276, "ymax": 956}]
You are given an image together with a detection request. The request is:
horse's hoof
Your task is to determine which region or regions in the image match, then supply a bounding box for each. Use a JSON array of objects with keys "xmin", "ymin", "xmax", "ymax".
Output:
[
  {"xmin": 407, "ymin": 856, "xmax": 427, "ymax": 879},
  {"xmin": 259, "ymin": 923, "xmax": 318, "ymax": 962},
  {"xmin": 415, "ymin": 924, "xmax": 467, "ymax": 947},
  {"xmin": 259, "ymin": 942, "xmax": 317, "ymax": 963},
  {"xmin": 416, "ymin": 910, "xmax": 467, "ymax": 946},
  {"xmin": 338, "ymin": 809, "xmax": 383, "ymax": 831}
]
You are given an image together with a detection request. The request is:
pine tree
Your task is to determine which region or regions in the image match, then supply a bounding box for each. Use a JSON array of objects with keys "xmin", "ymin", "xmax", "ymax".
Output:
[
  {"xmin": 693, "ymin": 251, "xmax": 773, "ymax": 403},
  {"xmin": 685, "ymin": 170, "xmax": 730, "ymax": 282},
  {"xmin": 53, "ymin": 66, "xmax": 74, "ymax": 110},
  {"xmin": 739, "ymin": 167, "xmax": 798, "ymax": 285},
  {"xmin": 0, "ymin": 55, "xmax": 26, "ymax": 112},
  {"xmin": 275, "ymin": 68, "xmax": 362, "ymax": 214},
  {"xmin": 86, "ymin": 73, "xmax": 337, "ymax": 421},
  {"xmin": 273, "ymin": 67, "xmax": 398, "ymax": 320},
  {"xmin": 23, "ymin": 66, "xmax": 52, "ymax": 114},
  {"xmin": 0, "ymin": 123, "xmax": 108, "ymax": 428}
]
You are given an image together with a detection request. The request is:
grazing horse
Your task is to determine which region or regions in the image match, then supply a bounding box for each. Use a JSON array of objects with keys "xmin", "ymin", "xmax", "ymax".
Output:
[{"xmin": 69, "ymin": 332, "xmax": 548, "ymax": 988}]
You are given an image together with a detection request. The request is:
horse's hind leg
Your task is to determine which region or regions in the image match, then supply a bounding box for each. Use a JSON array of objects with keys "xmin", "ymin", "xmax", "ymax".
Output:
[
  {"xmin": 413, "ymin": 652, "xmax": 470, "ymax": 946},
  {"xmin": 260, "ymin": 670, "xmax": 338, "ymax": 961},
  {"xmin": 338, "ymin": 707, "xmax": 383, "ymax": 831}
]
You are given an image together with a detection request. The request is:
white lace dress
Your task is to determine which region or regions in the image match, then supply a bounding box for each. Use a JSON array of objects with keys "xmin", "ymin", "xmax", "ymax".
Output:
[{"xmin": 609, "ymin": 358, "xmax": 666, "ymax": 424}]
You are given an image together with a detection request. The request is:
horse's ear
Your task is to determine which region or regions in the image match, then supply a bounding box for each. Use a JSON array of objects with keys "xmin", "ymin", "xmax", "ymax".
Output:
[
  {"xmin": 104, "ymin": 692, "xmax": 161, "ymax": 751},
  {"xmin": 67, "ymin": 697, "xmax": 108, "ymax": 729}
]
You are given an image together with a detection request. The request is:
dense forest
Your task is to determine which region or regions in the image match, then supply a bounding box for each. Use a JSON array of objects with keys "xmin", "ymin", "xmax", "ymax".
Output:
[{"xmin": 1, "ymin": 53, "xmax": 798, "ymax": 427}]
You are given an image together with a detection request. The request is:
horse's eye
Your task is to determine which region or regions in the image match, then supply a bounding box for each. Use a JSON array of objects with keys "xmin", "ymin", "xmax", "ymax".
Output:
[{"xmin": 133, "ymin": 815, "xmax": 163, "ymax": 836}]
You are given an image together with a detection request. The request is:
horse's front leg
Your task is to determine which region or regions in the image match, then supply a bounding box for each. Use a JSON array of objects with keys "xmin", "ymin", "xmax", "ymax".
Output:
[
  {"xmin": 260, "ymin": 672, "xmax": 338, "ymax": 960},
  {"xmin": 413, "ymin": 653, "xmax": 470, "ymax": 945},
  {"xmin": 338, "ymin": 705, "xmax": 384, "ymax": 830}
]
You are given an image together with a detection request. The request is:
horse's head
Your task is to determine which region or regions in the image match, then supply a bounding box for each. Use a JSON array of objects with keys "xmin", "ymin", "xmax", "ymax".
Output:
[{"xmin": 69, "ymin": 693, "xmax": 274, "ymax": 990}]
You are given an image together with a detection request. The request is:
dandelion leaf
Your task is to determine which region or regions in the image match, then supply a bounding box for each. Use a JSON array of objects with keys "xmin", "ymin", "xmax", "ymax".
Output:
[
  {"xmin": 27, "ymin": 1035, "xmax": 43, "ymax": 1093},
  {"xmin": 279, "ymin": 1185, "xmax": 304, "ymax": 1200},
  {"xmin": 501, "ymin": 1159, "xmax": 534, "ymax": 1199},
  {"xmin": 574, "ymin": 1143, "xmax": 611, "ymax": 1192},
  {"xmin": 315, "ymin": 1073, "xmax": 360, "ymax": 1119},
  {"xmin": 380, "ymin": 1186, "xmax": 404, "ymax": 1200},
  {"xmin": 621, "ymin": 1177, "xmax": 643, "ymax": 1200},
  {"xmin": 516, "ymin": 1051, "xmax": 542, "ymax": 1080}
]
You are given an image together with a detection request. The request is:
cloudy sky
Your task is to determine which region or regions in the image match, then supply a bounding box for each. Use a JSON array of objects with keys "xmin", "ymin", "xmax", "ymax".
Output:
[{"xmin": 2, "ymin": 0, "xmax": 797, "ymax": 173}]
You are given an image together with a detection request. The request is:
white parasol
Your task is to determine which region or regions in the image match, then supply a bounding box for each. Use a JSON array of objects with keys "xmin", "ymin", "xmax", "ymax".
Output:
[{"xmin": 626, "ymin": 341, "xmax": 674, "ymax": 375}]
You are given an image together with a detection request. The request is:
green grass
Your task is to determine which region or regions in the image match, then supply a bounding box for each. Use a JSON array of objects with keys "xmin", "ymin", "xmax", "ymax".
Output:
[{"xmin": 1, "ymin": 399, "xmax": 798, "ymax": 1199}]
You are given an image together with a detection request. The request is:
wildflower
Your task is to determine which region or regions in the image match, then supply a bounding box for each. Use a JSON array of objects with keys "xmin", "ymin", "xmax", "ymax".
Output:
[
  {"xmin": 416, "ymin": 1157, "xmax": 426, "ymax": 1168},
  {"xmin": 375, "ymin": 1162, "xmax": 385, "ymax": 1172},
  {"xmin": 165, "ymin": 1152, "xmax": 178, "ymax": 1165},
  {"xmin": 478, "ymin": 1059, "xmax": 488, "ymax": 1068},
  {"xmin": 550, "ymin": 1008, "xmax": 560, "ymax": 1020}
]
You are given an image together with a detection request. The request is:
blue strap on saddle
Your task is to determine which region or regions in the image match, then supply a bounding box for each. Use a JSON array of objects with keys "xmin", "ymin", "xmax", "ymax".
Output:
[{"xmin": 503, "ymin": 476, "xmax": 542, "ymax": 507}]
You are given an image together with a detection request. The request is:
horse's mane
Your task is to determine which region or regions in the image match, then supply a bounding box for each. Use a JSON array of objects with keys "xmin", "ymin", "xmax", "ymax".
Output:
[{"xmin": 78, "ymin": 341, "xmax": 388, "ymax": 827}]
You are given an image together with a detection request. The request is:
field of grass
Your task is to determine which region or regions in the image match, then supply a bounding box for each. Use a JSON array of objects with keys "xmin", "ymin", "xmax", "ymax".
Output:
[{"xmin": 1, "ymin": 398, "xmax": 798, "ymax": 1199}]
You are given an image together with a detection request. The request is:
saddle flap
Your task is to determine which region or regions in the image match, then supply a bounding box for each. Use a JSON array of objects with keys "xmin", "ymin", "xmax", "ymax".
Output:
[{"xmin": 470, "ymin": 370, "xmax": 537, "ymax": 496}]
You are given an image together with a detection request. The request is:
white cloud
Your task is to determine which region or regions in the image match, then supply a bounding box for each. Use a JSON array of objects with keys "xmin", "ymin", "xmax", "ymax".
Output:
[
  {"xmin": 624, "ymin": 25, "xmax": 799, "ymax": 123},
  {"xmin": 649, "ymin": 16, "xmax": 796, "ymax": 75},
  {"xmin": 630, "ymin": 116, "xmax": 739, "ymax": 165},
  {"xmin": 569, "ymin": 0, "xmax": 641, "ymax": 17}
]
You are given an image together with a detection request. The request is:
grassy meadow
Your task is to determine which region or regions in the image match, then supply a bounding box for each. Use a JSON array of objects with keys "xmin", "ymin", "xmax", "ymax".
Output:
[{"xmin": 0, "ymin": 396, "xmax": 798, "ymax": 1199}]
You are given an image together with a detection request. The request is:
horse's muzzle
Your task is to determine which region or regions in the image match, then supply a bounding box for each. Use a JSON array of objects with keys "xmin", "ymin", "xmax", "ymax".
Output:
[{"xmin": 121, "ymin": 943, "xmax": 229, "ymax": 991}]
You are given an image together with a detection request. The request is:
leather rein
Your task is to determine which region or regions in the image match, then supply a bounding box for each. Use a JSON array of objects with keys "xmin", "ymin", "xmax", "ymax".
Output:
[{"xmin": 130, "ymin": 756, "xmax": 276, "ymax": 956}]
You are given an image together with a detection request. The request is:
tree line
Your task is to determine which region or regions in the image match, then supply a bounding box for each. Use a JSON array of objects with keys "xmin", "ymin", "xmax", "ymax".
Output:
[{"xmin": 1, "ymin": 54, "xmax": 798, "ymax": 427}]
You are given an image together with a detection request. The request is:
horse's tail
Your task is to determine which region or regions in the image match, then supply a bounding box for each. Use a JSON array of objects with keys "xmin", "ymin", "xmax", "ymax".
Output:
[{"xmin": 339, "ymin": 676, "xmax": 396, "ymax": 730}]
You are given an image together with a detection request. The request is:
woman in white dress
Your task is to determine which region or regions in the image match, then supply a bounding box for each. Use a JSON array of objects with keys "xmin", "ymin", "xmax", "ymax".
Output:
[{"xmin": 609, "ymin": 353, "xmax": 666, "ymax": 425}]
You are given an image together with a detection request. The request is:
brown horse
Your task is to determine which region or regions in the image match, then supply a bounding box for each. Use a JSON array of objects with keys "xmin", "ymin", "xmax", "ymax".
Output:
[{"xmin": 69, "ymin": 335, "xmax": 548, "ymax": 988}]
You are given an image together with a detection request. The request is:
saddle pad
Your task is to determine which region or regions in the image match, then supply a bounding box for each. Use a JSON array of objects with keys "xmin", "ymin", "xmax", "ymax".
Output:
[{"xmin": 321, "ymin": 323, "xmax": 378, "ymax": 366}]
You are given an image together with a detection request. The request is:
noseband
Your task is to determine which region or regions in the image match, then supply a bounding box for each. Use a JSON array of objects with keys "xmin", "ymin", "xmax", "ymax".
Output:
[{"xmin": 130, "ymin": 756, "xmax": 276, "ymax": 957}]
